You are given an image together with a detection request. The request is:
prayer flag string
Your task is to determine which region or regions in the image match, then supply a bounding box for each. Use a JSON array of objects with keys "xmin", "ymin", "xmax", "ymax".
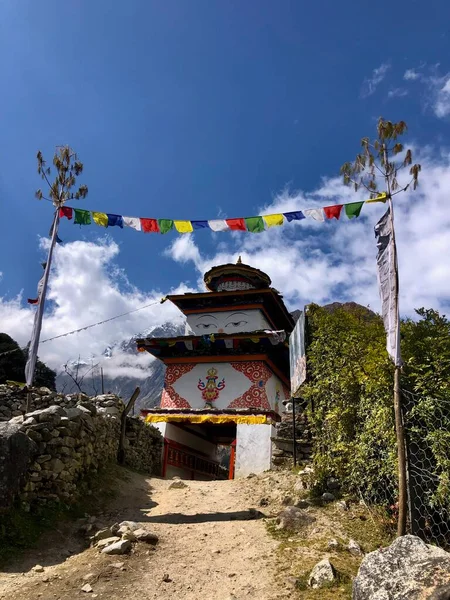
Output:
[{"xmin": 60, "ymin": 193, "xmax": 387, "ymax": 235}]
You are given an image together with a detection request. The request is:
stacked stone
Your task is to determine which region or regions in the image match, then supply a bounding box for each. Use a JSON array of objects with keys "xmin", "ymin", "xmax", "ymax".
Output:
[
  {"xmin": 0, "ymin": 385, "xmax": 80, "ymax": 422},
  {"xmin": 0, "ymin": 385, "xmax": 163, "ymax": 512},
  {"xmin": 272, "ymin": 409, "xmax": 313, "ymax": 466},
  {"xmin": 16, "ymin": 399, "xmax": 122, "ymax": 510},
  {"xmin": 123, "ymin": 416, "xmax": 162, "ymax": 475}
]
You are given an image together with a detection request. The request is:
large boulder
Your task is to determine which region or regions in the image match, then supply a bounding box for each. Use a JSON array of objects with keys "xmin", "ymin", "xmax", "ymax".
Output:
[
  {"xmin": 0, "ymin": 423, "xmax": 37, "ymax": 511},
  {"xmin": 352, "ymin": 535, "xmax": 450, "ymax": 600}
]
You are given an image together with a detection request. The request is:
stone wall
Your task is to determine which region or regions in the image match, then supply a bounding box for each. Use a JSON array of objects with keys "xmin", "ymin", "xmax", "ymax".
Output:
[
  {"xmin": 272, "ymin": 405, "xmax": 313, "ymax": 467},
  {"xmin": 0, "ymin": 386, "xmax": 162, "ymax": 513},
  {"xmin": 124, "ymin": 416, "xmax": 162, "ymax": 473}
]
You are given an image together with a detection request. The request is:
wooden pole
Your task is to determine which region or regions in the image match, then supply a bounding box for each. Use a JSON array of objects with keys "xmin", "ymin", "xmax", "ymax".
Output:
[
  {"xmin": 101, "ymin": 367, "xmax": 104, "ymax": 394},
  {"xmin": 383, "ymin": 144, "xmax": 407, "ymax": 537},
  {"xmin": 292, "ymin": 398, "xmax": 297, "ymax": 468}
]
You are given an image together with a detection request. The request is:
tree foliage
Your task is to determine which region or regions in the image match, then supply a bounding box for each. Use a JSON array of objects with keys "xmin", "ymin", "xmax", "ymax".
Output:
[
  {"xmin": 302, "ymin": 304, "xmax": 397, "ymax": 501},
  {"xmin": 302, "ymin": 305, "xmax": 450, "ymax": 512},
  {"xmin": 340, "ymin": 117, "xmax": 421, "ymax": 196},
  {"xmin": 35, "ymin": 146, "xmax": 88, "ymax": 205},
  {"xmin": 0, "ymin": 333, "xmax": 56, "ymax": 390}
]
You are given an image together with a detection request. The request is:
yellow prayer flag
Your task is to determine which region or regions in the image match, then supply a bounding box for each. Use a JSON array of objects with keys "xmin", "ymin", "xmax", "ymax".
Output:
[
  {"xmin": 263, "ymin": 214, "xmax": 284, "ymax": 227},
  {"xmin": 174, "ymin": 220, "xmax": 194, "ymax": 233},
  {"xmin": 365, "ymin": 193, "xmax": 387, "ymax": 204},
  {"xmin": 92, "ymin": 212, "xmax": 108, "ymax": 227}
]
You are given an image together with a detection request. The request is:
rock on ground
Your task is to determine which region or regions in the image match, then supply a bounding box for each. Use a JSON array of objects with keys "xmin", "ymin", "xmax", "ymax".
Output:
[
  {"xmin": 276, "ymin": 506, "xmax": 315, "ymax": 531},
  {"xmin": 352, "ymin": 535, "xmax": 450, "ymax": 600},
  {"xmin": 348, "ymin": 538, "xmax": 362, "ymax": 555},
  {"xmin": 101, "ymin": 539, "xmax": 132, "ymax": 555},
  {"xmin": 168, "ymin": 480, "xmax": 188, "ymax": 489},
  {"xmin": 133, "ymin": 528, "xmax": 159, "ymax": 544},
  {"xmin": 308, "ymin": 558, "xmax": 336, "ymax": 588}
]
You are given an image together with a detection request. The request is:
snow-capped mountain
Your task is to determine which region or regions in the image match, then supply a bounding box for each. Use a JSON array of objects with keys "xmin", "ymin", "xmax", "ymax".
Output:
[{"xmin": 55, "ymin": 321, "xmax": 185, "ymax": 412}]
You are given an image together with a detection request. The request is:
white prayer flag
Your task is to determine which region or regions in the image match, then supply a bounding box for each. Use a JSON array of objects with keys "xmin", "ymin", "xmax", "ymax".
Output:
[
  {"xmin": 304, "ymin": 208, "xmax": 324, "ymax": 222},
  {"xmin": 375, "ymin": 209, "xmax": 402, "ymax": 366},
  {"xmin": 123, "ymin": 216, "xmax": 142, "ymax": 231},
  {"xmin": 208, "ymin": 219, "xmax": 230, "ymax": 232}
]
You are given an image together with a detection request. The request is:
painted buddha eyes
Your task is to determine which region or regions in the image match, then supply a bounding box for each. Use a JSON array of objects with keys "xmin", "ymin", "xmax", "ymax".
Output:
[
  {"xmin": 196, "ymin": 320, "xmax": 248, "ymax": 330},
  {"xmin": 197, "ymin": 323, "xmax": 216, "ymax": 330}
]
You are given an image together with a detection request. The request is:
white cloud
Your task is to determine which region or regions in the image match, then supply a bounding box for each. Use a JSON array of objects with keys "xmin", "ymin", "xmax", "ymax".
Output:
[
  {"xmin": 361, "ymin": 63, "xmax": 391, "ymax": 98},
  {"xmin": 404, "ymin": 68, "xmax": 420, "ymax": 81},
  {"xmin": 401, "ymin": 65, "xmax": 450, "ymax": 119},
  {"xmin": 0, "ymin": 237, "xmax": 187, "ymax": 375},
  {"xmin": 167, "ymin": 151, "xmax": 450, "ymax": 319},
  {"xmin": 388, "ymin": 88, "xmax": 408, "ymax": 98},
  {"xmin": 434, "ymin": 76, "xmax": 450, "ymax": 118}
]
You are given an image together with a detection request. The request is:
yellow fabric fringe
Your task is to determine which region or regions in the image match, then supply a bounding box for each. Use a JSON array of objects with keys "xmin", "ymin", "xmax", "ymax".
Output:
[{"xmin": 144, "ymin": 414, "xmax": 269, "ymax": 425}]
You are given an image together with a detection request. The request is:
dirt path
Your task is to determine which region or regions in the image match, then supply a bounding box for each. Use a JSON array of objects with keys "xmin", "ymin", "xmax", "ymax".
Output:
[{"xmin": 0, "ymin": 470, "xmax": 287, "ymax": 600}]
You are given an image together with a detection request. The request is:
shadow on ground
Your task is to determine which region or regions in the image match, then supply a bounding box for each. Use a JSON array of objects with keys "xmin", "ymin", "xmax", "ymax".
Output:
[{"xmin": 143, "ymin": 509, "xmax": 266, "ymax": 525}]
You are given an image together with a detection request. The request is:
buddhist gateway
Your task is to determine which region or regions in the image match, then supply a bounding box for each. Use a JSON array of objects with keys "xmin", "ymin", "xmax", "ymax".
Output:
[{"xmin": 138, "ymin": 259, "xmax": 294, "ymax": 479}]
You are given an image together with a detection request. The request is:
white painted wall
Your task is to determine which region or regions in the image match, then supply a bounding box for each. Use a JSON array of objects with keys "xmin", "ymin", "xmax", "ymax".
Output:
[
  {"xmin": 234, "ymin": 423, "xmax": 275, "ymax": 477},
  {"xmin": 186, "ymin": 309, "xmax": 271, "ymax": 335}
]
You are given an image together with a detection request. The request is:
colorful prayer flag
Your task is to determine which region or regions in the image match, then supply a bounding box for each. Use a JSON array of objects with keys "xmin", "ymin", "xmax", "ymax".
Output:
[
  {"xmin": 107, "ymin": 214, "xmax": 123, "ymax": 228},
  {"xmin": 345, "ymin": 201, "xmax": 364, "ymax": 219},
  {"xmin": 92, "ymin": 212, "xmax": 109, "ymax": 227},
  {"xmin": 245, "ymin": 216, "xmax": 265, "ymax": 233},
  {"xmin": 304, "ymin": 208, "xmax": 324, "ymax": 222},
  {"xmin": 158, "ymin": 219, "xmax": 174, "ymax": 234},
  {"xmin": 263, "ymin": 214, "xmax": 284, "ymax": 228},
  {"xmin": 366, "ymin": 193, "xmax": 387, "ymax": 204},
  {"xmin": 226, "ymin": 218, "xmax": 247, "ymax": 231},
  {"xmin": 174, "ymin": 220, "xmax": 194, "ymax": 233},
  {"xmin": 283, "ymin": 211, "xmax": 305, "ymax": 222},
  {"xmin": 208, "ymin": 220, "xmax": 229, "ymax": 232},
  {"xmin": 74, "ymin": 209, "xmax": 91, "ymax": 225},
  {"xmin": 123, "ymin": 216, "xmax": 142, "ymax": 231},
  {"xmin": 323, "ymin": 205, "xmax": 343, "ymax": 220},
  {"xmin": 59, "ymin": 207, "xmax": 73, "ymax": 220},
  {"xmin": 191, "ymin": 220, "xmax": 209, "ymax": 230},
  {"xmin": 141, "ymin": 218, "xmax": 160, "ymax": 233}
]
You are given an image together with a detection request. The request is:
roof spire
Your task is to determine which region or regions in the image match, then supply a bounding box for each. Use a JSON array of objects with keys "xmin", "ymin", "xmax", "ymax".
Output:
[{"xmin": 236, "ymin": 255, "xmax": 242, "ymax": 264}]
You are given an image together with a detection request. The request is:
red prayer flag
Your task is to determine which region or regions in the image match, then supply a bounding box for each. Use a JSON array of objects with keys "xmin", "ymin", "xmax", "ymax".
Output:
[
  {"xmin": 140, "ymin": 218, "xmax": 160, "ymax": 233},
  {"xmin": 59, "ymin": 206, "xmax": 73, "ymax": 220},
  {"xmin": 27, "ymin": 298, "xmax": 39, "ymax": 305},
  {"xmin": 226, "ymin": 218, "xmax": 247, "ymax": 231},
  {"xmin": 323, "ymin": 204, "xmax": 343, "ymax": 220}
]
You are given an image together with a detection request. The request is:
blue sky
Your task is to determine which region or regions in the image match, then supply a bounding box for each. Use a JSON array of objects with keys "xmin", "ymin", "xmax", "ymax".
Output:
[{"xmin": 1, "ymin": 1, "xmax": 450, "ymax": 371}]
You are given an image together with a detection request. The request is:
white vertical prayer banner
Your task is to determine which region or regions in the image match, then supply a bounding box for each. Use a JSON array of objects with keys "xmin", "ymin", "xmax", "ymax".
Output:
[
  {"xmin": 25, "ymin": 210, "xmax": 60, "ymax": 386},
  {"xmin": 375, "ymin": 209, "xmax": 402, "ymax": 366},
  {"xmin": 289, "ymin": 311, "xmax": 306, "ymax": 397}
]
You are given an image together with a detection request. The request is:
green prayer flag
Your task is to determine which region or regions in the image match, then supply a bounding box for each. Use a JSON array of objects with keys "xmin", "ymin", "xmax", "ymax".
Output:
[
  {"xmin": 158, "ymin": 219, "xmax": 174, "ymax": 234},
  {"xmin": 244, "ymin": 216, "xmax": 265, "ymax": 233},
  {"xmin": 344, "ymin": 201, "xmax": 364, "ymax": 219},
  {"xmin": 74, "ymin": 209, "xmax": 91, "ymax": 225}
]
